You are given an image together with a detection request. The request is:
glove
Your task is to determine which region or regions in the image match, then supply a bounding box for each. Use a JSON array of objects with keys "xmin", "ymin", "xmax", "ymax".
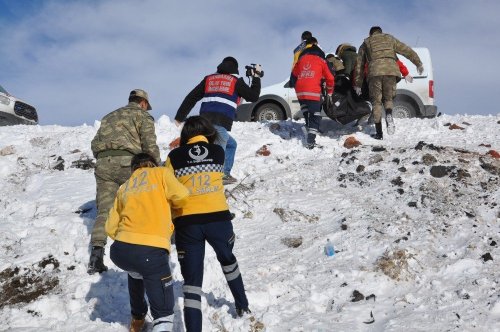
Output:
[
  {"xmin": 253, "ymin": 64, "xmax": 263, "ymax": 77},
  {"xmin": 354, "ymin": 87, "xmax": 362, "ymax": 96},
  {"xmin": 417, "ymin": 65, "xmax": 424, "ymax": 75},
  {"xmin": 404, "ymin": 74, "xmax": 413, "ymax": 83},
  {"xmin": 327, "ymin": 94, "xmax": 333, "ymax": 106}
]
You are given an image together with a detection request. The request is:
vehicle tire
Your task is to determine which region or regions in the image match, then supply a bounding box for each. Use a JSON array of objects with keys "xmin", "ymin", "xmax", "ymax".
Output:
[
  {"xmin": 392, "ymin": 100, "xmax": 417, "ymax": 118},
  {"xmin": 254, "ymin": 103, "xmax": 285, "ymax": 121}
]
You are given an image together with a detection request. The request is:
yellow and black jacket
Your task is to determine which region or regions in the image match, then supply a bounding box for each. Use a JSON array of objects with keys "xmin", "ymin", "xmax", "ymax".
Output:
[
  {"xmin": 165, "ymin": 135, "xmax": 232, "ymax": 227},
  {"xmin": 105, "ymin": 166, "xmax": 189, "ymax": 251}
]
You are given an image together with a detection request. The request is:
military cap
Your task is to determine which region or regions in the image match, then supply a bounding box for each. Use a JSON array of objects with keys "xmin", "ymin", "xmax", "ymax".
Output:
[{"xmin": 129, "ymin": 89, "xmax": 152, "ymax": 110}]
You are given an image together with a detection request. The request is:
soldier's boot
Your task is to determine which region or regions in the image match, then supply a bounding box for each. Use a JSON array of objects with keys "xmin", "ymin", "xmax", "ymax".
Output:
[
  {"xmin": 87, "ymin": 246, "xmax": 108, "ymax": 275},
  {"xmin": 371, "ymin": 122, "xmax": 383, "ymax": 140},
  {"xmin": 385, "ymin": 109, "xmax": 395, "ymax": 135}
]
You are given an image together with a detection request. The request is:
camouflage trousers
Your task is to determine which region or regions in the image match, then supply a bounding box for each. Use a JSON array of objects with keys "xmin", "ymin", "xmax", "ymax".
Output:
[
  {"xmin": 91, "ymin": 155, "xmax": 132, "ymax": 247},
  {"xmin": 368, "ymin": 75, "xmax": 397, "ymax": 123}
]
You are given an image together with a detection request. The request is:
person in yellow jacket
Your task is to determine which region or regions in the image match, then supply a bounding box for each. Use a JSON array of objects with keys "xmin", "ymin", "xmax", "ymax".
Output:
[
  {"xmin": 105, "ymin": 153, "xmax": 189, "ymax": 332},
  {"xmin": 165, "ymin": 116, "xmax": 250, "ymax": 332}
]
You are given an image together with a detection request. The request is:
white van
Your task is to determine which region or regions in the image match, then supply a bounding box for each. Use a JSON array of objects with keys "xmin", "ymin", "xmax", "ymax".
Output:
[
  {"xmin": 0, "ymin": 84, "xmax": 38, "ymax": 125},
  {"xmin": 236, "ymin": 47, "xmax": 437, "ymax": 122}
]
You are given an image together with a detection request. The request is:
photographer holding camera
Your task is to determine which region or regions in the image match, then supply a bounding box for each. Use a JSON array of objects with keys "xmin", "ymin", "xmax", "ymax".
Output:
[{"xmin": 175, "ymin": 56, "xmax": 262, "ymax": 184}]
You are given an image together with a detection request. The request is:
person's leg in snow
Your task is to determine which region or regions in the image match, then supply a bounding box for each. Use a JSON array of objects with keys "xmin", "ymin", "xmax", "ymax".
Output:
[
  {"xmin": 204, "ymin": 221, "xmax": 249, "ymax": 315},
  {"xmin": 110, "ymin": 241, "xmax": 175, "ymax": 332},
  {"xmin": 299, "ymin": 100, "xmax": 322, "ymax": 149},
  {"xmin": 214, "ymin": 125, "xmax": 238, "ymax": 184},
  {"xmin": 175, "ymin": 225, "xmax": 206, "ymax": 332}
]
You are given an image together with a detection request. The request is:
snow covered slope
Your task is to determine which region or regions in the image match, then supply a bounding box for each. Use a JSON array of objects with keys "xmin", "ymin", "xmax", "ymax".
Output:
[{"xmin": 0, "ymin": 115, "xmax": 499, "ymax": 331}]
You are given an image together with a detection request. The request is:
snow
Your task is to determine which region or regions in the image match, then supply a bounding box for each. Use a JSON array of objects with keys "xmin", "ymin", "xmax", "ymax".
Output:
[{"xmin": 0, "ymin": 114, "xmax": 499, "ymax": 331}]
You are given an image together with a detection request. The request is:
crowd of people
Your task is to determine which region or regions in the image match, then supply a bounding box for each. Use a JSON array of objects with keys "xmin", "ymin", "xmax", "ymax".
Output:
[
  {"xmin": 291, "ymin": 26, "xmax": 424, "ymax": 144},
  {"xmin": 86, "ymin": 25, "xmax": 423, "ymax": 331}
]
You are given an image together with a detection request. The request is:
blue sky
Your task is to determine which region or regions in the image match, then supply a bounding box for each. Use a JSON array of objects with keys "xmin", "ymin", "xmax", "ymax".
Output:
[{"xmin": 1, "ymin": 0, "xmax": 499, "ymax": 125}]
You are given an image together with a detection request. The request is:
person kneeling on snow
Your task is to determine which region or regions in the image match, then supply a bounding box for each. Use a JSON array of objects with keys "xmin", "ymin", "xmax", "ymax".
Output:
[
  {"xmin": 105, "ymin": 153, "xmax": 189, "ymax": 332},
  {"xmin": 166, "ymin": 116, "xmax": 251, "ymax": 332}
]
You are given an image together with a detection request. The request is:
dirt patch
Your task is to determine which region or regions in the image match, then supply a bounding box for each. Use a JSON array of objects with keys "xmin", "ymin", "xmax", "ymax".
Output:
[
  {"xmin": 273, "ymin": 208, "xmax": 319, "ymax": 223},
  {"xmin": 0, "ymin": 255, "xmax": 60, "ymax": 309},
  {"xmin": 375, "ymin": 249, "xmax": 415, "ymax": 281}
]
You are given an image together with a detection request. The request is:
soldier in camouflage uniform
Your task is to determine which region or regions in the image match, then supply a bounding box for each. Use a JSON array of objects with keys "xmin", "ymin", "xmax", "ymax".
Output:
[
  {"xmin": 88, "ymin": 89, "xmax": 161, "ymax": 274},
  {"xmin": 354, "ymin": 26, "xmax": 424, "ymax": 139}
]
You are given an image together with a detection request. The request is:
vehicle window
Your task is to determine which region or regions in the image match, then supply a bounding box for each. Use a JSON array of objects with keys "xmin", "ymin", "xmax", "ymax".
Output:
[{"xmin": 0, "ymin": 85, "xmax": 8, "ymax": 94}]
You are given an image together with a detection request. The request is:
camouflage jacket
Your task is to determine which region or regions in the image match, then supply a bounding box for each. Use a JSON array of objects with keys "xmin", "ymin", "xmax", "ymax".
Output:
[
  {"xmin": 354, "ymin": 31, "xmax": 422, "ymax": 87},
  {"xmin": 337, "ymin": 44, "xmax": 358, "ymax": 78},
  {"xmin": 91, "ymin": 102, "xmax": 160, "ymax": 164}
]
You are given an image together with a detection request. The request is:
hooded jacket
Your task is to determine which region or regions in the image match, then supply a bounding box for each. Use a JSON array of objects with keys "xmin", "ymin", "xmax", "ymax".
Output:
[
  {"xmin": 291, "ymin": 44, "xmax": 334, "ymax": 101},
  {"xmin": 175, "ymin": 58, "xmax": 261, "ymax": 131}
]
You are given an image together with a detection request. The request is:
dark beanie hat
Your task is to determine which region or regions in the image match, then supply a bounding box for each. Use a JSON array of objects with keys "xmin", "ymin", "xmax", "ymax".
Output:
[
  {"xmin": 217, "ymin": 56, "xmax": 239, "ymax": 75},
  {"xmin": 369, "ymin": 26, "xmax": 382, "ymax": 35}
]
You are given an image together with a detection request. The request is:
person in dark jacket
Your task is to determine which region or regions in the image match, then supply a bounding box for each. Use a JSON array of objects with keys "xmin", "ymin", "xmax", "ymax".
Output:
[
  {"xmin": 335, "ymin": 43, "xmax": 358, "ymax": 79},
  {"xmin": 175, "ymin": 57, "xmax": 261, "ymax": 184},
  {"xmin": 166, "ymin": 116, "xmax": 251, "ymax": 331}
]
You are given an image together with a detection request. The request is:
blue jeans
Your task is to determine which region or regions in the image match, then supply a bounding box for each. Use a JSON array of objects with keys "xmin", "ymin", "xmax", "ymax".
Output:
[
  {"xmin": 214, "ymin": 125, "xmax": 237, "ymax": 176},
  {"xmin": 175, "ymin": 221, "xmax": 248, "ymax": 332},
  {"xmin": 110, "ymin": 240, "xmax": 174, "ymax": 329}
]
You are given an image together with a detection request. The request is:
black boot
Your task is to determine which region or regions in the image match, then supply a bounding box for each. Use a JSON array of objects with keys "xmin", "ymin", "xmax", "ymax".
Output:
[
  {"xmin": 87, "ymin": 246, "xmax": 108, "ymax": 275},
  {"xmin": 371, "ymin": 122, "xmax": 383, "ymax": 140}
]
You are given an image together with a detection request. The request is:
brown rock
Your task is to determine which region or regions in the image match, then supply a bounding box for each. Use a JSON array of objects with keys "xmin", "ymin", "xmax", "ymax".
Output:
[
  {"xmin": 487, "ymin": 150, "xmax": 500, "ymax": 159},
  {"xmin": 449, "ymin": 124, "xmax": 464, "ymax": 130},
  {"xmin": 344, "ymin": 136, "xmax": 361, "ymax": 149},
  {"xmin": 256, "ymin": 145, "xmax": 271, "ymax": 156}
]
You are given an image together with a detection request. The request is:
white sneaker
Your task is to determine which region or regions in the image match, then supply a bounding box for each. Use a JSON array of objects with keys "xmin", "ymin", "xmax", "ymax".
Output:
[{"xmin": 386, "ymin": 113, "xmax": 395, "ymax": 135}]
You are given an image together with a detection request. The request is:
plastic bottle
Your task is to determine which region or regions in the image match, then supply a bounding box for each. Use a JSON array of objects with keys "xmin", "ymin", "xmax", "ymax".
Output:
[{"xmin": 324, "ymin": 239, "xmax": 335, "ymax": 257}]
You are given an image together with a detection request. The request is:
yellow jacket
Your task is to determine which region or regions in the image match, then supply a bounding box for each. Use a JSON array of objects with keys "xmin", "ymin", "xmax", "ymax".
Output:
[
  {"xmin": 166, "ymin": 135, "xmax": 232, "ymax": 226},
  {"xmin": 105, "ymin": 166, "xmax": 189, "ymax": 251}
]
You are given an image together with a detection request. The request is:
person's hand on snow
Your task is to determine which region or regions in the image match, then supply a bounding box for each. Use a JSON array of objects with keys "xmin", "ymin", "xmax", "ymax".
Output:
[
  {"xmin": 404, "ymin": 74, "xmax": 413, "ymax": 83},
  {"xmin": 417, "ymin": 65, "xmax": 424, "ymax": 75},
  {"xmin": 354, "ymin": 86, "xmax": 362, "ymax": 96}
]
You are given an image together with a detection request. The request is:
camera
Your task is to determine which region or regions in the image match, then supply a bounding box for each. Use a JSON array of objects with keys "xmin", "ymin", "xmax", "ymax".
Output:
[{"xmin": 245, "ymin": 64, "xmax": 264, "ymax": 78}]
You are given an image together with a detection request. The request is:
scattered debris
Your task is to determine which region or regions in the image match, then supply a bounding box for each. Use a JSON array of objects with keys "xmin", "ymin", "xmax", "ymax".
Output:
[
  {"xmin": 351, "ymin": 290, "xmax": 365, "ymax": 302},
  {"xmin": 272, "ymin": 208, "xmax": 319, "ymax": 223},
  {"xmin": 0, "ymin": 255, "xmax": 60, "ymax": 309},
  {"xmin": 71, "ymin": 156, "xmax": 95, "ymax": 170},
  {"xmin": 0, "ymin": 145, "xmax": 16, "ymax": 156},
  {"xmin": 487, "ymin": 150, "xmax": 500, "ymax": 159},
  {"xmin": 376, "ymin": 249, "xmax": 414, "ymax": 281},
  {"xmin": 430, "ymin": 165, "xmax": 450, "ymax": 178},
  {"xmin": 281, "ymin": 236, "xmax": 303, "ymax": 248},
  {"xmin": 422, "ymin": 154, "xmax": 437, "ymax": 165},
  {"xmin": 356, "ymin": 165, "xmax": 365, "ymax": 173},
  {"xmin": 372, "ymin": 146, "xmax": 387, "ymax": 152},
  {"xmin": 368, "ymin": 154, "xmax": 383, "ymax": 165},
  {"xmin": 343, "ymin": 136, "xmax": 361, "ymax": 149},
  {"xmin": 449, "ymin": 124, "xmax": 465, "ymax": 130},
  {"xmin": 481, "ymin": 253, "xmax": 493, "ymax": 262},
  {"xmin": 363, "ymin": 311, "xmax": 375, "ymax": 324},
  {"xmin": 51, "ymin": 156, "xmax": 65, "ymax": 171},
  {"xmin": 256, "ymin": 145, "xmax": 271, "ymax": 156}
]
